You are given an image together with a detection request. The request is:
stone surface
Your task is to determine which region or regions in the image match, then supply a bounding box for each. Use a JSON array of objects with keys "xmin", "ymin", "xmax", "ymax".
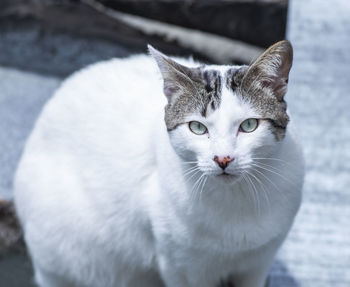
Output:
[
  {"xmin": 0, "ymin": 252, "xmax": 35, "ymax": 287},
  {"xmin": 0, "ymin": 3, "xmax": 211, "ymax": 76},
  {"xmin": 0, "ymin": 17, "xmax": 135, "ymax": 77},
  {"xmin": 0, "ymin": 68, "xmax": 60, "ymax": 200},
  {"xmin": 1, "ymin": 0, "xmax": 287, "ymax": 49},
  {"xmin": 100, "ymin": 0, "xmax": 288, "ymax": 47}
]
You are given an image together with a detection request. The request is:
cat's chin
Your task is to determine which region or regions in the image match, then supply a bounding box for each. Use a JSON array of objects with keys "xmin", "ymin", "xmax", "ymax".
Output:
[{"xmin": 214, "ymin": 172, "xmax": 240, "ymax": 184}]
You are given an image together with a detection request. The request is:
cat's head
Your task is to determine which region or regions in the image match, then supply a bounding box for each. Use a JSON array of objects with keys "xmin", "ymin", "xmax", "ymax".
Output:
[{"xmin": 149, "ymin": 41, "xmax": 293, "ymax": 183}]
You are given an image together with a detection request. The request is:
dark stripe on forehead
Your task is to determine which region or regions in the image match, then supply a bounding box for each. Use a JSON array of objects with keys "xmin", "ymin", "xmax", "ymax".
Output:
[
  {"xmin": 225, "ymin": 66, "xmax": 248, "ymax": 92},
  {"xmin": 201, "ymin": 69, "xmax": 222, "ymax": 116},
  {"xmin": 203, "ymin": 71, "xmax": 213, "ymax": 93},
  {"xmin": 203, "ymin": 70, "xmax": 221, "ymax": 92},
  {"xmin": 214, "ymin": 71, "xmax": 221, "ymax": 100},
  {"xmin": 225, "ymin": 68, "xmax": 239, "ymax": 90}
]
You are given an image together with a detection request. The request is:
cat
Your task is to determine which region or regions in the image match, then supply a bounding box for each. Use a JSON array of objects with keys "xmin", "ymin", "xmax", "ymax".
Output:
[{"xmin": 14, "ymin": 40, "xmax": 304, "ymax": 287}]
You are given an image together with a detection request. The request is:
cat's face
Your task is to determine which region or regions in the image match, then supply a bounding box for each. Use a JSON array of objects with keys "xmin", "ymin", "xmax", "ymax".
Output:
[{"xmin": 150, "ymin": 41, "xmax": 293, "ymax": 183}]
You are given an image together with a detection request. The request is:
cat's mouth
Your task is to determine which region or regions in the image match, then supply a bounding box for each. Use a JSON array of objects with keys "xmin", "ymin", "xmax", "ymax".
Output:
[{"xmin": 216, "ymin": 172, "xmax": 239, "ymax": 182}]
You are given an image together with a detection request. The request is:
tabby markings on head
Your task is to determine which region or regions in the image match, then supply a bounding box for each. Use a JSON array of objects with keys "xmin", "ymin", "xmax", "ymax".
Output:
[
  {"xmin": 201, "ymin": 69, "xmax": 223, "ymax": 117},
  {"xmin": 225, "ymin": 66, "xmax": 248, "ymax": 91},
  {"xmin": 150, "ymin": 41, "xmax": 293, "ymax": 140}
]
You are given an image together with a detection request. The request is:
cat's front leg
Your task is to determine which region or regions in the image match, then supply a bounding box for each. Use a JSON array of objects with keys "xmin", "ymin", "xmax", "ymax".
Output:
[
  {"xmin": 231, "ymin": 233, "xmax": 285, "ymax": 287},
  {"xmin": 233, "ymin": 263, "xmax": 271, "ymax": 287},
  {"xmin": 34, "ymin": 268, "xmax": 73, "ymax": 287}
]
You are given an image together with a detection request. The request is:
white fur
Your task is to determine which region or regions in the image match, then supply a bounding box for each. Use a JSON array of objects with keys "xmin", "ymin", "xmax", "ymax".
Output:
[{"xmin": 14, "ymin": 54, "xmax": 304, "ymax": 287}]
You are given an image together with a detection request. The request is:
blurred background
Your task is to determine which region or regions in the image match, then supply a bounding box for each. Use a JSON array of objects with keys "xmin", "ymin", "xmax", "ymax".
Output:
[{"xmin": 0, "ymin": 0, "xmax": 349, "ymax": 286}]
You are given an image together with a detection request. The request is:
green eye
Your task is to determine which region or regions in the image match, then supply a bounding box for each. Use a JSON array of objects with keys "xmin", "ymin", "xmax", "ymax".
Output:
[
  {"xmin": 240, "ymin": 118, "xmax": 259, "ymax": 133},
  {"xmin": 189, "ymin": 121, "xmax": 207, "ymax": 135}
]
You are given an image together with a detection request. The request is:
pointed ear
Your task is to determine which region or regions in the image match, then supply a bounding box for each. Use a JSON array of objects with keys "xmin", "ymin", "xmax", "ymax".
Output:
[
  {"xmin": 148, "ymin": 45, "xmax": 200, "ymax": 103},
  {"xmin": 241, "ymin": 40, "xmax": 293, "ymax": 101}
]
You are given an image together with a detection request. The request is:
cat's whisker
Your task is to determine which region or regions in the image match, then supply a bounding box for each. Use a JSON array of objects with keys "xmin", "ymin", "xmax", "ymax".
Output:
[
  {"xmin": 244, "ymin": 173, "xmax": 257, "ymax": 216},
  {"xmin": 252, "ymin": 160, "xmax": 292, "ymax": 171},
  {"xmin": 251, "ymin": 162, "xmax": 296, "ymax": 184},
  {"xmin": 191, "ymin": 173, "xmax": 206, "ymax": 201},
  {"xmin": 251, "ymin": 163, "xmax": 297, "ymax": 187},
  {"xmin": 184, "ymin": 169, "xmax": 201, "ymax": 183},
  {"xmin": 253, "ymin": 161, "xmax": 299, "ymax": 180},
  {"xmin": 242, "ymin": 172, "xmax": 258, "ymax": 215},
  {"xmin": 250, "ymin": 166, "xmax": 280, "ymax": 194},
  {"xmin": 251, "ymin": 157, "xmax": 286, "ymax": 161},
  {"xmin": 248, "ymin": 172, "xmax": 262, "ymax": 217},
  {"xmin": 255, "ymin": 161, "xmax": 297, "ymax": 178},
  {"xmin": 183, "ymin": 164, "xmax": 198, "ymax": 170},
  {"xmin": 251, "ymin": 157, "xmax": 292, "ymax": 166},
  {"xmin": 183, "ymin": 170, "xmax": 199, "ymax": 180},
  {"xmin": 183, "ymin": 166, "xmax": 200, "ymax": 176},
  {"xmin": 253, "ymin": 161, "xmax": 287, "ymax": 175},
  {"xmin": 193, "ymin": 175, "xmax": 204, "ymax": 201},
  {"xmin": 248, "ymin": 171, "xmax": 271, "ymax": 211},
  {"xmin": 242, "ymin": 172, "xmax": 260, "ymax": 217},
  {"xmin": 198, "ymin": 175, "xmax": 208, "ymax": 201},
  {"xmin": 181, "ymin": 161, "xmax": 199, "ymax": 164},
  {"xmin": 186, "ymin": 172, "xmax": 200, "ymax": 202}
]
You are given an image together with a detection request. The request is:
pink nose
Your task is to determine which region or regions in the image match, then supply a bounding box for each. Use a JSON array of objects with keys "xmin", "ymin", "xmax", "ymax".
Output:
[{"xmin": 213, "ymin": 155, "xmax": 234, "ymax": 170}]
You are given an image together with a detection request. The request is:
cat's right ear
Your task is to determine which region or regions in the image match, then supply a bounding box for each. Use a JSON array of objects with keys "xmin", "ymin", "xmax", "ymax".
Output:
[
  {"xmin": 148, "ymin": 45, "xmax": 199, "ymax": 103},
  {"xmin": 241, "ymin": 40, "xmax": 293, "ymax": 101}
]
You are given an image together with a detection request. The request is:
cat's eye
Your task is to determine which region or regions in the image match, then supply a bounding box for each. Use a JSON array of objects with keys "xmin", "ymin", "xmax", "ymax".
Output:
[
  {"xmin": 239, "ymin": 118, "xmax": 259, "ymax": 133},
  {"xmin": 189, "ymin": 121, "xmax": 208, "ymax": 135}
]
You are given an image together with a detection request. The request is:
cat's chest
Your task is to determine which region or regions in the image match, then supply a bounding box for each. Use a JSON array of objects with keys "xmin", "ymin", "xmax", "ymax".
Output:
[
  {"xmin": 185, "ymin": 211, "xmax": 275, "ymax": 254},
  {"xmin": 156, "ymin": 209, "xmax": 282, "ymax": 287},
  {"xmin": 162, "ymin": 188, "xmax": 291, "ymax": 256},
  {"xmin": 154, "ymin": 157, "xmax": 300, "ymax": 254}
]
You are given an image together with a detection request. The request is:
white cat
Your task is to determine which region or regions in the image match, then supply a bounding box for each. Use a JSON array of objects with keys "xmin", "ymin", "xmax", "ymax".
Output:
[{"xmin": 14, "ymin": 40, "xmax": 304, "ymax": 287}]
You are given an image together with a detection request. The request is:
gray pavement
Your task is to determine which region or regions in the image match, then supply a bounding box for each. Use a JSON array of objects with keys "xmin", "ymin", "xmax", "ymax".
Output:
[
  {"xmin": 1, "ymin": 0, "xmax": 350, "ymax": 286},
  {"xmin": 0, "ymin": 68, "xmax": 60, "ymax": 200},
  {"xmin": 0, "ymin": 19, "xmax": 134, "ymax": 77}
]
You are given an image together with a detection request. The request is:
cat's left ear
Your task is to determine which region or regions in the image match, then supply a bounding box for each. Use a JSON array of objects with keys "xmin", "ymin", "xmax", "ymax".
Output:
[
  {"xmin": 241, "ymin": 40, "xmax": 293, "ymax": 101},
  {"xmin": 148, "ymin": 45, "xmax": 201, "ymax": 103}
]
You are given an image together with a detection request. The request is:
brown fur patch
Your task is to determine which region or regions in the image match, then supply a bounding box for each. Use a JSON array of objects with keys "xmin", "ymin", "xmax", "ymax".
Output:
[{"xmin": 0, "ymin": 200, "xmax": 25, "ymax": 253}]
